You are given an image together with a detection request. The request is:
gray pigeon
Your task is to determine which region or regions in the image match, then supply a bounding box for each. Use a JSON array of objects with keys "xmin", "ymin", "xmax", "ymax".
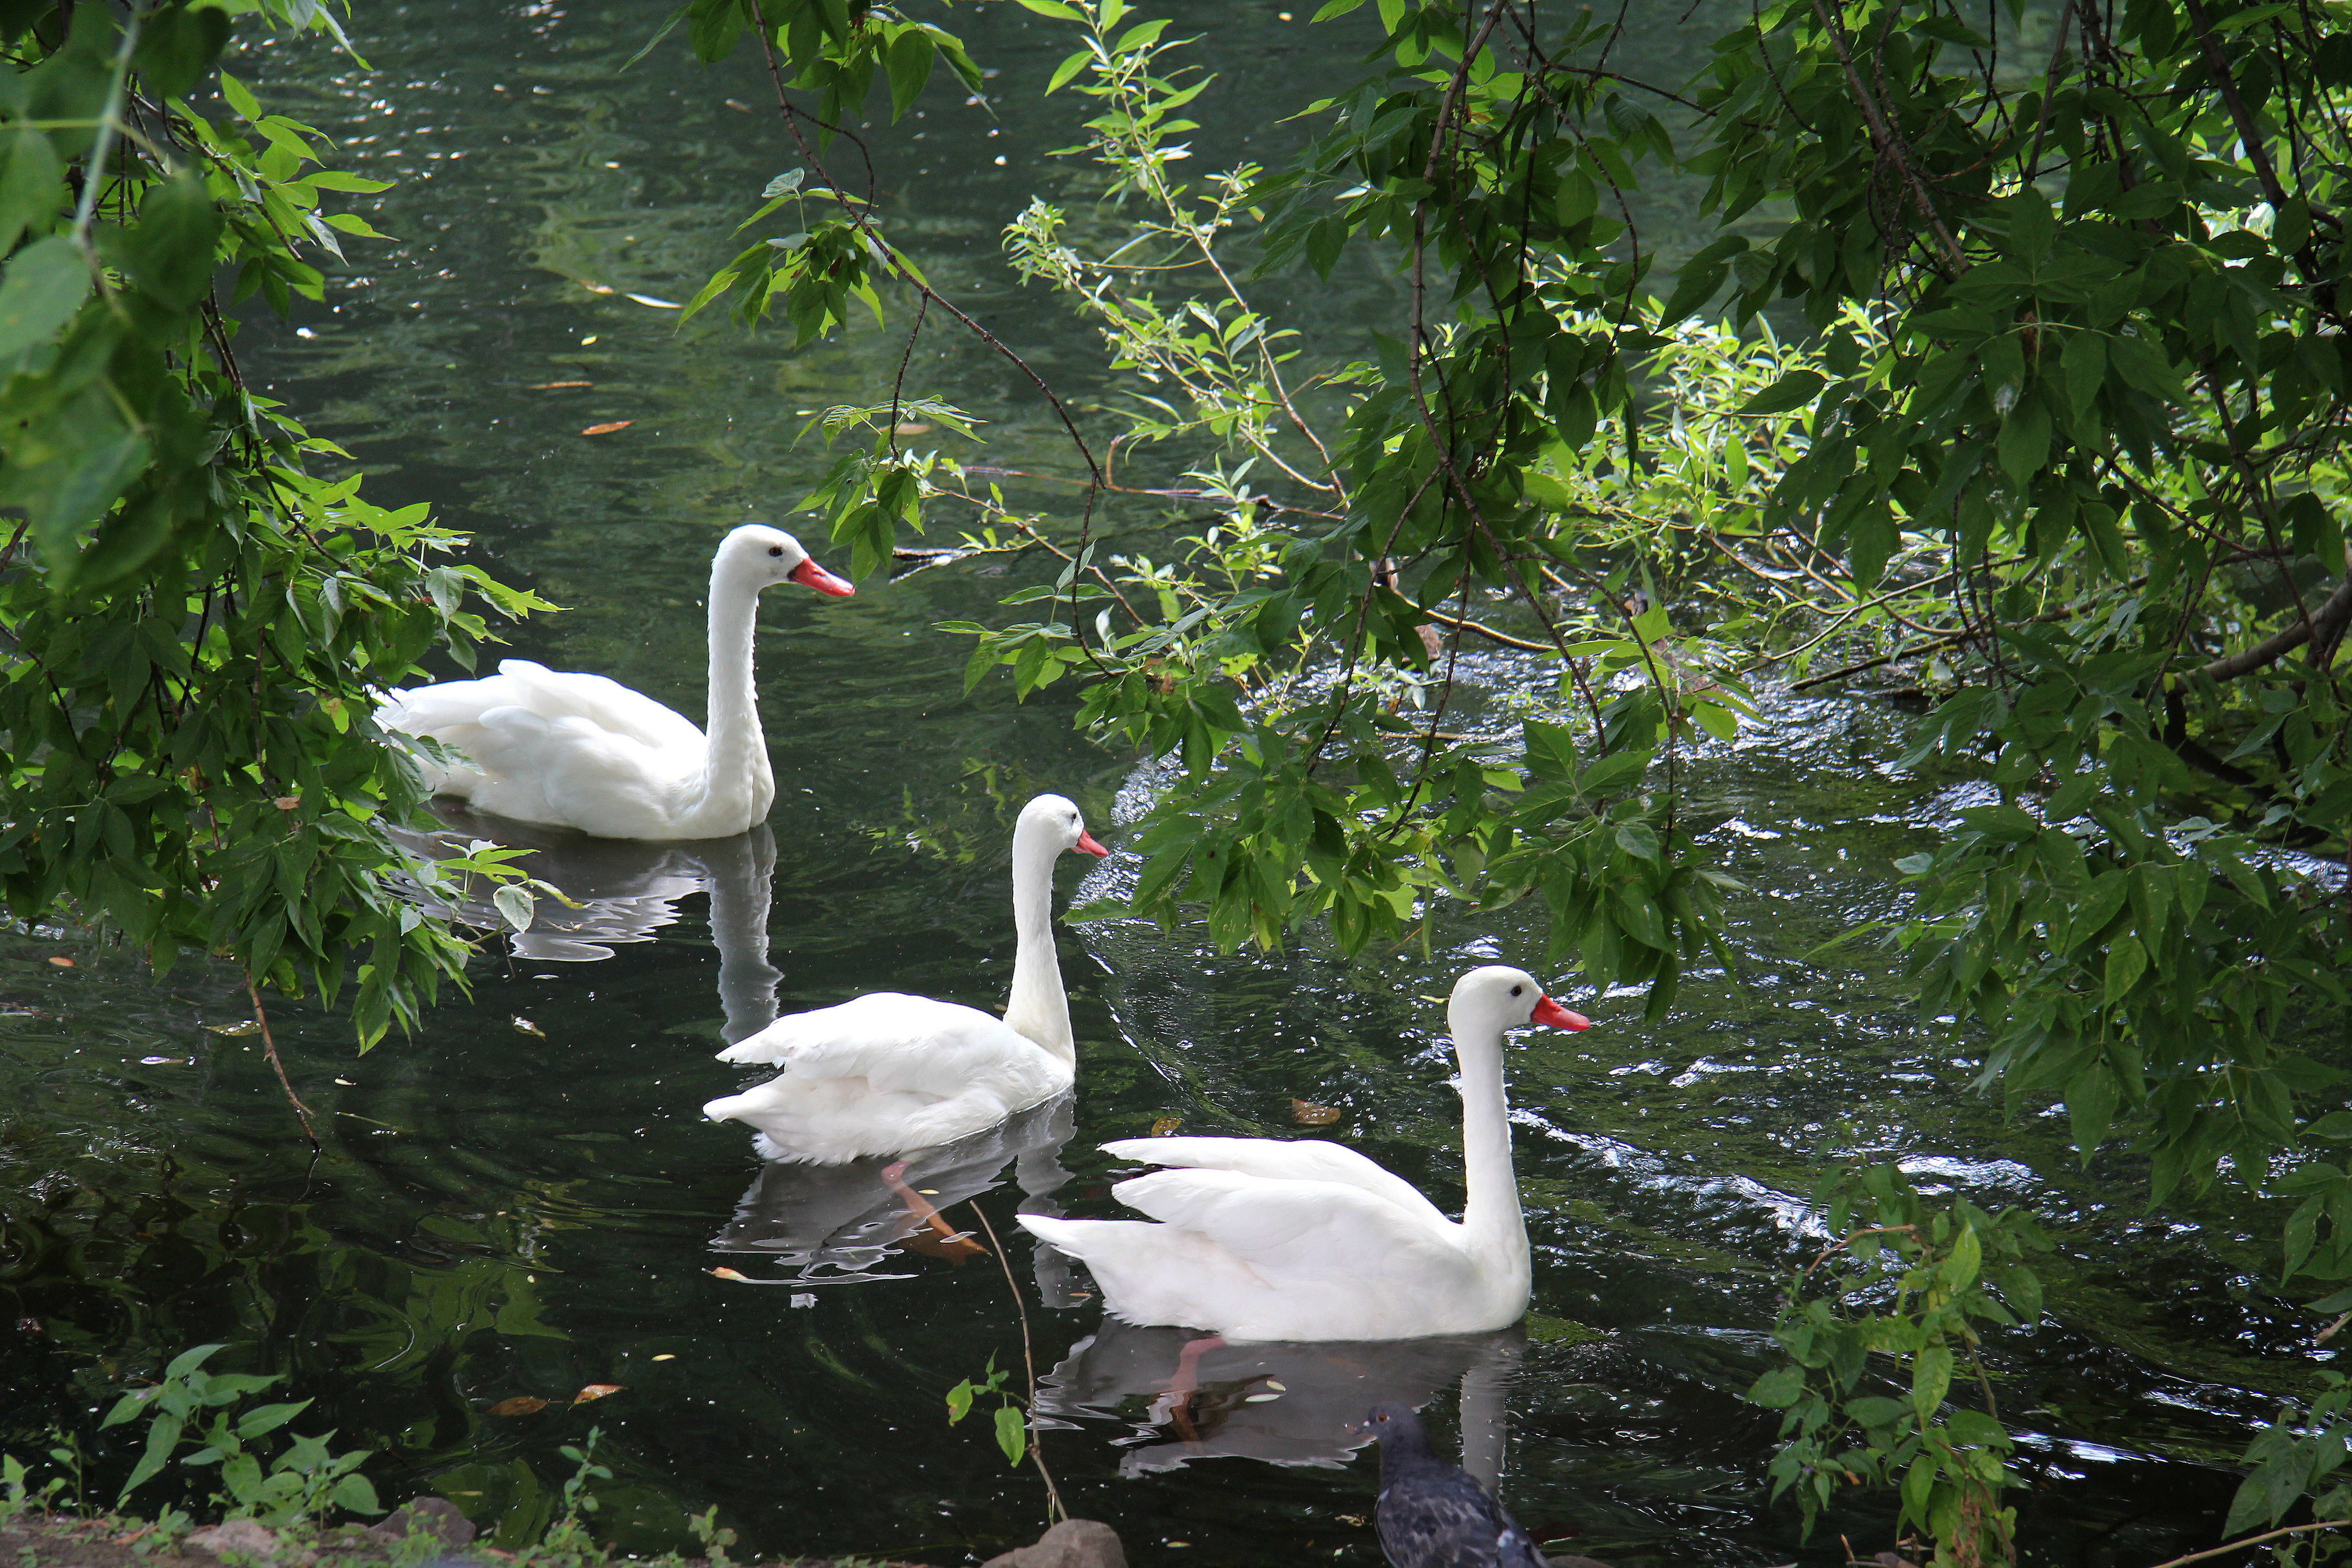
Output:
[{"xmin": 1359, "ymin": 1402, "xmax": 1548, "ymax": 1568}]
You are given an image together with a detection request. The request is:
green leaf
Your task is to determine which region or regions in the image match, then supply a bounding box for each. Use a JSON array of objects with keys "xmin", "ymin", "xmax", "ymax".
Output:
[
  {"xmin": 1576, "ymin": 750, "xmax": 1649, "ymax": 797},
  {"xmin": 1747, "ymin": 1364, "xmax": 1805, "ymax": 1408},
  {"xmin": 1997, "ymin": 395, "xmax": 2051, "ymax": 486},
  {"xmin": 1046, "ymin": 47, "xmax": 1093, "ymax": 93},
  {"xmin": 886, "ymin": 28, "xmax": 936, "ymax": 120},
  {"xmin": 2102, "ymin": 934, "xmax": 2147, "ymax": 1005},
  {"xmin": 1939, "ymin": 1223, "xmax": 1983, "ymax": 1291},
  {"xmin": 0, "ymin": 234, "xmax": 90, "ymax": 360},
  {"xmin": 330, "ymin": 1474, "xmax": 383, "ymax": 1515},
  {"xmin": 1736, "ymin": 368, "xmax": 1824, "ymax": 416},
  {"xmin": 1012, "ymin": 0, "xmax": 1084, "ymax": 15},
  {"xmin": 620, "ymin": 4, "xmax": 688, "ymax": 70},
  {"xmin": 2067, "ymin": 1063, "xmax": 2121, "ymax": 1160},
  {"xmin": 992, "ymin": 1403, "xmax": 1027, "ymax": 1467},
  {"xmin": 1998, "ymin": 1265, "xmax": 2044, "ymax": 1321},
  {"xmin": 120, "ymin": 177, "xmax": 225, "ymax": 308},
  {"xmin": 1911, "ymin": 1345, "xmax": 1953, "ymax": 1416},
  {"xmin": 2060, "ymin": 330, "xmax": 2107, "ymax": 417},
  {"xmin": 116, "ymin": 1411, "xmax": 182, "ymax": 1504},
  {"xmin": 218, "ymin": 69, "xmax": 262, "ymax": 121}
]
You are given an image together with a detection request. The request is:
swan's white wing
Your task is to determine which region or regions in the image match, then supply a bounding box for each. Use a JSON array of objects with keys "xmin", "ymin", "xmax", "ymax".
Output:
[
  {"xmin": 716, "ymin": 992, "xmax": 1041, "ymax": 1098},
  {"xmin": 1101, "ymin": 1136, "xmax": 1451, "ymax": 1230},
  {"xmin": 379, "ymin": 661, "xmax": 702, "ymax": 757},
  {"xmin": 489, "ymin": 660, "xmax": 705, "ymax": 752},
  {"xmin": 1109, "ymin": 1168, "xmax": 1463, "ymax": 1279},
  {"xmin": 1018, "ymin": 1215, "xmax": 1268, "ymax": 1330}
]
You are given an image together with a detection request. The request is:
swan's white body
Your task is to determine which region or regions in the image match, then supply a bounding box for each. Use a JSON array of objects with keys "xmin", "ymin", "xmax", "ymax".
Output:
[
  {"xmin": 1019, "ymin": 967, "xmax": 1590, "ymax": 1342},
  {"xmin": 702, "ymin": 794, "xmax": 1108, "ymax": 1164},
  {"xmin": 377, "ymin": 525, "xmax": 851, "ymax": 841}
]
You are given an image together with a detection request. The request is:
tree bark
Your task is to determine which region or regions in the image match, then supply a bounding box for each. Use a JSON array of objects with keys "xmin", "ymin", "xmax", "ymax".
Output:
[{"xmin": 2197, "ymin": 563, "xmax": 2352, "ymax": 682}]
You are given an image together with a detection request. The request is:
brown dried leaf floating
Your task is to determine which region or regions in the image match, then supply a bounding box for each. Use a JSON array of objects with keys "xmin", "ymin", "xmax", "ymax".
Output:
[
  {"xmin": 709, "ymin": 1267, "xmax": 751, "ymax": 1282},
  {"xmin": 488, "ymin": 1396, "xmax": 549, "ymax": 1416},
  {"xmin": 1290, "ymin": 1099, "xmax": 1343, "ymax": 1126},
  {"xmin": 45, "ymin": 956, "xmax": 73, "ymax": 968},
  {"xmin": 580, "ymin": 282, "xmax": 616, "ymax": 294},
  {"xmin": 571, "ymin": 1384, "xmax": 623, "ymax": 1406},
  {"xmin": 529, "ymin": 381, "xmax": 593, "ymax": 390},
  {"xmin": 580, "ymin": 421, "xmax": 634, "ymax": 436},
  {"xmin": 512, "ymin": 1017, "xmax": 545, "ymax": 1039},
  {"xmin": 1149, "ymin": 1116, "xmax": 1183, "ymax": 1137}
]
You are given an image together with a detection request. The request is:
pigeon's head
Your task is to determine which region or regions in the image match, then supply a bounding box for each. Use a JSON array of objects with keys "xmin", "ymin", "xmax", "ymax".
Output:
[{"xmin": 1350, "ymin": 1401, "xmax": 1431, "ymax": 1453}]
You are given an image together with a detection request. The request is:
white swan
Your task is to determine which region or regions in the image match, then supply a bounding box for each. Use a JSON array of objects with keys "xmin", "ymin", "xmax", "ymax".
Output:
[
  {"xmin": 1018, "ymin": 965, "xmax": 1589, "ymax": 1342},
  {"xmin": 701, "ymin": 794, "xmax": 1109, "ymax": 1164},
  {"xmin": 377, "ymin": 524, "xmax": 853, "ymax": 840}
]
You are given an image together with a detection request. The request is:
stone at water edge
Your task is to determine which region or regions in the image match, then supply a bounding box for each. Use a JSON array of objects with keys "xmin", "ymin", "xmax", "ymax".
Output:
[
  {"xmin": 181, "ymin": 1519, "xmax": 283, "ymax": 1560},
  {"xmin": 367, "ymin": 1497, "xmax": 477, "ymax": 1551},
  {"xmin": 978, "ymin": 1518, "xmax": 1127, "ymax": 1568}
]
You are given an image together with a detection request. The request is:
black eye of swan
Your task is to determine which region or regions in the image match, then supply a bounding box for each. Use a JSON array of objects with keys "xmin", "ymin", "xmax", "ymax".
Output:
[
  {"xmin": 768, "ymin": 545, "xmax": 784, "ymax": 557},
  {"xmin": 1510, "ymin": 984, "xmax": 1523, "ymax": 996}
]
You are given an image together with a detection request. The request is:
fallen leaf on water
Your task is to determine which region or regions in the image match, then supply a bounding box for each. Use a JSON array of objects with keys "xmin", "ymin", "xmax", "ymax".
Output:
[
  {"xmin": 651, "ymin": 1353, "xmax": 676, "ymax": 1362},
  {"xmin": 512, "ymin": 1017, "xmax": 545, "ymax": 1038},
  {"xmin": 529, "ymin": 381, "xmax": 593, "ymax": 389},
  {"xmin": 488, "ymin": 1396, "xmax": 549, "ymax": 1416},
  {"xmin": 140, "ymin": 1057, "xmax": 188, "ymax": 1066},
  {"xmin": 46, "ymin": 957, "xmax": 73, "ymax": 968},
  {"xmin": 580, "ymin": 421, "xmax": 634, "ymax": 436},
  {"xmin": 1264, "ymin": 1379, "xmax": 1285, "ymax": 1390},
  {"xmin": 1149, "ymin": 1116, "xmax": 1183, "ymax": 1137},
  {"xmin": 709, "ymin": 1267, "xmax": 751, "ymax": 1281},
  {"xmin": 571, "ymin": 1384, "xmax": 623, "ymax": 1406},
  {"xmin": 580, "ymin": 282, "xmax": 615, "ymax": 294},
  {"xmin": 1290, "ymin": 1099, "xmax": 1343, "ymax": 1125},
  {"xmin": 893, "ymin": 421, "xmax": 932, "ymax": 436},
  {"xmin": 1245, "ymin": 1393, "xmax": 1281, "ymax": 1403},
  {"xmin": 207, "ymin": 1020, "xmax": 263, "ymax": 1037},
  {"xmin": 334, "ymin": 1077, "xmax": 356, "ymax": 1086},
  {"xmin": 724, "ymin": 98, "xmax": 752, "ymax": 111},
  {"xmin": 625, "ymin": 293, "xmax": 682, "ymax": 309},
  {"xmin": 1337, "ymin": 1515, "xmax": 1367, "ymax": 1528}
]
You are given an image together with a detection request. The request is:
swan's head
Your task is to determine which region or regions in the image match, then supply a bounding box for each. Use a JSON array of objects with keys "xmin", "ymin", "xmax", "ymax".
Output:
[
  {"xmin": 1017, "ymin": 793, "xmax": 1109, "ymax": 859},
  {"xmin": 718, "ymin": 524, "xmax": 854, "ymax": 598},
  {"xmin": 1448, "ymin": 964, "xmax": 1590, "ymax": 1041}
]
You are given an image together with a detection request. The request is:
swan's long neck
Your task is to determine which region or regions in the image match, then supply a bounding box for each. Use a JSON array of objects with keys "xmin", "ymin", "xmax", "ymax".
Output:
[
  {"xmin": 701, "ymin": 568, "xmax": 773, "ymax": 813},
  {"xmin": 1453, "ymin": 1019, "xmax": 1529, "ymax": 1289},
  {"xmin": 1000, "ymin": 826, "xmax": 1075, "ymax": 1062}
]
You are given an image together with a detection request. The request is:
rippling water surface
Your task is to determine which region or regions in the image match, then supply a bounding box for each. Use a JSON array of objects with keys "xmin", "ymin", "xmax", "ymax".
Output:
[{"xmin": 0, "ymin": 3, "xmax": 2321, "ymax": 1563}]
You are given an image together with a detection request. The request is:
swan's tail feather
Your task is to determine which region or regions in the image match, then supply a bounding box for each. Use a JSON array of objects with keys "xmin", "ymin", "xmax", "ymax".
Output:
[
  {"xmin": 703, "ymin": 1092, "xmax": 754, "ymax": 1124},
  {"xmin": 1015, "ymin": 1214, "xmax": 1084, "ymax": 1250}
]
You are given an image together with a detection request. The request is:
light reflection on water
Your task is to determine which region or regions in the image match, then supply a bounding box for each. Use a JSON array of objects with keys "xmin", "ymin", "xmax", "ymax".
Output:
[{"xmin": 0, "ymin": 2, "xmax": 2328, "ymax": 1564}]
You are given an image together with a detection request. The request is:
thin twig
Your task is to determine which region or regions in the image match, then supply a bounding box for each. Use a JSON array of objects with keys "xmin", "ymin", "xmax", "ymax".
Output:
[
  {"xmin": 966, "ymin": 1202, "xmax": 1066, "ymax": 1525},
  {"xmin": 243, "ymin": 972, "xmax": 318, "ymax": 1145},
  {"xmin": 2140, "ymin": 1521, "xmax": 2348, "ymax": 1568}
]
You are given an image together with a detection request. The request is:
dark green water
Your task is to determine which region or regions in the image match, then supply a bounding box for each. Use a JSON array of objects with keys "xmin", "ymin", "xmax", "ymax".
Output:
[{"xmin": 0, "ymin": 4, "xmax": 2324, "ymax": 1563}]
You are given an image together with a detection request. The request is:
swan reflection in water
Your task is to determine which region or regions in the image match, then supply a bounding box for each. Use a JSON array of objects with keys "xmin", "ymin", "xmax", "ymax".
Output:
[
  {"xmin": 390, "ymin": 806, "xmax": 781, "ymax": 1044},
  {"xmin": 710, "ymin": 1092, "xmax": 1081, "ymax": 1295},
  {"xmin": 1037, "ymin": 1318, "xmax": 1525, "ymax": 1482}
]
